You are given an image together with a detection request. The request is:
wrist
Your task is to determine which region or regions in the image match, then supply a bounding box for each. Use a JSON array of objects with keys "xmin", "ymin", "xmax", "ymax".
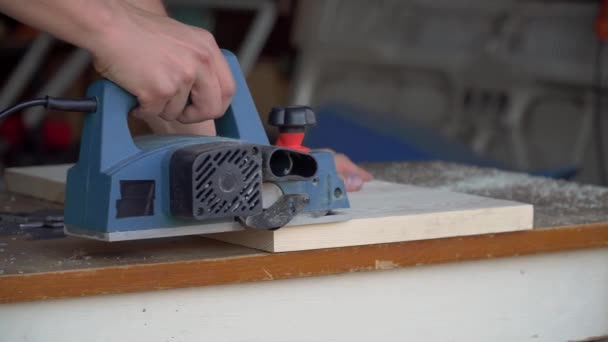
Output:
[
  {"xmin": 83, "ymin": 0, "xmax": 168, "ymax": 61},
  {"xmin": 74, "ymin": 0, "xmax": 124, "ymax": 53}
]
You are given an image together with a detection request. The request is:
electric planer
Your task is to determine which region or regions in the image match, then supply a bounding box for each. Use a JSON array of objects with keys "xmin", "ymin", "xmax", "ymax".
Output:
[{"xmin": 60, "ymin": 49, "xmax": 350, "ymax": 241}]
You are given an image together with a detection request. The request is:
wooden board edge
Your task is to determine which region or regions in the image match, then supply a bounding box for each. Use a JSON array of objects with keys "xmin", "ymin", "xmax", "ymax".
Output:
[
  {"xmin": 1, "ymin": 222, "xmax": 607, "ymax": 304},
  {"xmin": 4, "ymin": 169, "xmax": 65, "ymax": 204},
  {"xmin": 207, "ymin": 204, "xmax": 534, "ymax": 252}
]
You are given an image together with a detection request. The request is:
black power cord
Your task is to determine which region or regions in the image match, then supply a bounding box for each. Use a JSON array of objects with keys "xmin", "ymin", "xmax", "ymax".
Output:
[{"xmin": 0, "ymin": 96, "xmax": 97, "ymax": 120}]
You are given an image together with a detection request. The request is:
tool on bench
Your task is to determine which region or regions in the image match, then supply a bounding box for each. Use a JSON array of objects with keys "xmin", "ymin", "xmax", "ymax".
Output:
[
  {"xmin": 0, "ymin": 209, "xmax": 64, "ymax": 229},
  {"xmin": 0, "ymin": 49, "xmax": 350, "ymax": 241}
]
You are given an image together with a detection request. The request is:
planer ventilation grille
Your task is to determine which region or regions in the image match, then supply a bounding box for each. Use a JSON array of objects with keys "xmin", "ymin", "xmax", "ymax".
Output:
[
  {"xmin": 169, "ymin": 143, "xmax": 263, "ymax": 220},
  {"xmin": 192, "ymin": 147, "xmax": 262, "ymax": 219}
]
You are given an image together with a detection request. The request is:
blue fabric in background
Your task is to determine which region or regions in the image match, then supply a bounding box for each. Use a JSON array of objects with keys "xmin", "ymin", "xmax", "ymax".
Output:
[{"xmin": 303, "ymin": 104, "xmax": 578, "ymax": 180}]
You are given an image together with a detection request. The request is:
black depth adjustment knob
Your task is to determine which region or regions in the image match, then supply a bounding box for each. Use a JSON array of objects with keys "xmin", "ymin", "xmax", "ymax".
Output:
[
  {"xmin": 268, "ymin": 106, "xmax": 317, "ymax": 151},
  {"xmin": 268, "ymin": 106, "xmax": 317, "ymax": 133}
]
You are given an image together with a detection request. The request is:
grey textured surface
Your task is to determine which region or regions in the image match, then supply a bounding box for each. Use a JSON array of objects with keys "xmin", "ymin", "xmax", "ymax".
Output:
[{"xmin": 364, "ymin": 161, "xmax": 608, "ymax": 228}]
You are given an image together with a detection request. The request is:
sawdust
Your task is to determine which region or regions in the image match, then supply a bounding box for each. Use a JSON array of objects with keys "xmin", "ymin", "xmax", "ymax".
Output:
[
  {"xmin": 366, "ymin": 161, "xmax": 608, "ymax": 227},
  {"xmin": 68, "ymin": 249, "xmax": 88, "ymax": 260}
]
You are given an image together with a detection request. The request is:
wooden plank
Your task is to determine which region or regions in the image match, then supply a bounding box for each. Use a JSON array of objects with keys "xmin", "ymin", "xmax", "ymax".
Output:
[
  {"xmin": 1, "ymin": 223, "xmax": 608, "ymax": 304},
  {"xmin": 209, "ymin": 181, "xmax": 533, "ymax": 251},
  {"xmin": 4, "ymin": 164, "xmax": 69, "ymax": 203},
  {"xmin": 3, "ymin": 164, "xmax": 533, "ymax": 251}
]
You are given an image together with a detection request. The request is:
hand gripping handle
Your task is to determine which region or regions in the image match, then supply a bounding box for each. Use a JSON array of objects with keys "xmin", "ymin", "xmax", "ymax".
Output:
[{"xmin": 80, "ymin": 49, "xmax": 269, "ymax": 171}]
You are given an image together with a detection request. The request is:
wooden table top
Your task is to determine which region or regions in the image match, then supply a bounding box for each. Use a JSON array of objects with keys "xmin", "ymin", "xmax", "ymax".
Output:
[{"xmin": 1, "ymin": 161, "xmax": 608, "ymax": 303}]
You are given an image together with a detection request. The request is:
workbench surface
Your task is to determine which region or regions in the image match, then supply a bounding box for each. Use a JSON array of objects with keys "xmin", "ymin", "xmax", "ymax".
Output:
[{"xmin": 1, "ymin": 161, "xmax": 608, "ymax": 303}]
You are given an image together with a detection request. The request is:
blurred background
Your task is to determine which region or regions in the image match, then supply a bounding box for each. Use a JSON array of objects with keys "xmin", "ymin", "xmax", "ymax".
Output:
[{"xmin": 0, "ymin": 0, "xmax": 606, "ymax": 185}]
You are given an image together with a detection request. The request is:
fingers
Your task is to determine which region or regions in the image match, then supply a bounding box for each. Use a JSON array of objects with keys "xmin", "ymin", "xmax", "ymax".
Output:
[
  {"xmin": 178, "ymin": 67, "xmax": 222, "ymax": 124},
  {"xmin": 130, "ymin": 61, "xmax": 190, "ymax": 121},
  {"xmin": 344, "ymin": 174, "xmax": 365, "ymax": 192},
  {"xmin": 343, "ymin": 166, "xmax": 374, "ymax": 192},
  {"xmin": 132, "ymin": 61, "xmax": 225, "ymax": 124},
  {"xmin": 207, "ymin": 38, "xmax": 236, "ymax": 111},
  {"xmin": 130, "ymin": 27, "xmax": 233, "ymax": 125},
  {"xmin": 131, "ymin": 95, "xmax": 169, "ymax": 121},
  {"xmin": 358, "ymin": 165, "xmax": 374, "ymax": 181},
  {"xmin": 177, "ymin": 30, "xmax": 234, "ymax": 123},
  {"xmin": 161, "ymin": 84, "xmax": 191, "ymax": 121},
  {"xmin": 332, "ymin": 152, "xmax": 373, "ymax": 192},
  {"xmin": 176, "ymin": 30, "xmax": 228, "ymax": 124}
]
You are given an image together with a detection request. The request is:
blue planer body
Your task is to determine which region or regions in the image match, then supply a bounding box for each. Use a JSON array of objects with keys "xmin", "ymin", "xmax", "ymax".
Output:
[{"xmin": 64, "ymin": 50, "xmax": 350, "ymax": 241}]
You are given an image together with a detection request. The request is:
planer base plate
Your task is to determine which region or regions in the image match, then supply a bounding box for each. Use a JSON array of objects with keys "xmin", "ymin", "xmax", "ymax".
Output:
[{"xmin": 64, "ymin": 210, "xmax": 351, "ymax": 242}]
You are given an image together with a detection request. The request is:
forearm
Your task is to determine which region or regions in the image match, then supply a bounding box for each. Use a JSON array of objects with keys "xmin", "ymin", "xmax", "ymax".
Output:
[
  {"xmin": 0, "ymin": 0, "xmax": 217, "ymax": 137},
  {"xmin": 125, "ymin": 0, "xmax": 167, "ymax": 15},
  {"xmin": 0, "ymin": 0, "xmax": 117, "ymax": 52}
]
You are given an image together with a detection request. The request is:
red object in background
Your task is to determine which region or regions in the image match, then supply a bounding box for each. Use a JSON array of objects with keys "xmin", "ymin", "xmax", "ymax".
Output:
[
  {"xmin": 597, "ymin": 0, "xmax": 608, "ymax": 41},
  {"xmin": 0, "ymin": 115, "xmax": 72, "ymax": 150},
  {"xmin": 275, "ymin": 132, "xmax": 310, "ymax": 152},
  {"xmin": 0, "ymin": 115, "xmax": 25, "ymax": 147},
  {"xmin": 42, "ymin": 119, "xmax": 72, "ymax": 150}
]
